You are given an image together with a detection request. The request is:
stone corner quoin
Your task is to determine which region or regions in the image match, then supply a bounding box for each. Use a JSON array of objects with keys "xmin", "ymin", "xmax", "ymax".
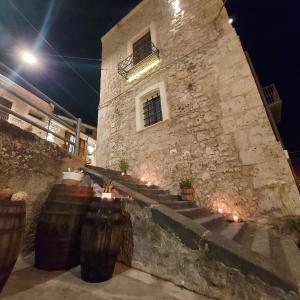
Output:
[{"xmin": 96, "ymin": 0, "xmax": 300, "ymax": 218}]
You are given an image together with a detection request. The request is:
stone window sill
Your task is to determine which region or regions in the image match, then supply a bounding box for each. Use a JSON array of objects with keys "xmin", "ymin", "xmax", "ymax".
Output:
[{"xmin": 137, "ymin": 118, "xmax": 169, "ymax": 133}]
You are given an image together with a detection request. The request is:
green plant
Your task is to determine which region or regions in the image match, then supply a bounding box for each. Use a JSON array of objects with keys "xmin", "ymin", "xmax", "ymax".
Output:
[
  {"xmin": 179, "ymin": 176, "xmax": 193, "ymax": 189},
  {"xmin": 118, "ymin": 158, "xmax": 129, "ymax": 173}
]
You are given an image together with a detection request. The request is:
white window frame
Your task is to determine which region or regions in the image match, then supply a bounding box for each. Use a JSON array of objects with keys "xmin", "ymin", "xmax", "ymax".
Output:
[{"xmin": 135, "ymin": 81, "xmax": 169, "ymax": 132}]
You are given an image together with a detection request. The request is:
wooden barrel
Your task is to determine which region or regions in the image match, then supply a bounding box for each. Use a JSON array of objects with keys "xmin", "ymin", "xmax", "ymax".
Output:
[
  {"xmin": 35, "ymin": 185, "xmax": 93, "ymax": 270},
  {"xmin": 0, "ymin": 200, "xmax": 26, "ymax": 292},
  {"xmin": 80, "ymin": 200, "xmax": 124, "ymax": 282}
]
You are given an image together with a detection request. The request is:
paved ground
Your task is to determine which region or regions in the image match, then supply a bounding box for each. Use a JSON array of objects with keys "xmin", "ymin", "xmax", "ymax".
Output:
[{"xmin": 0, "ymin": 257, "xmax": 210, "ymax": 300}]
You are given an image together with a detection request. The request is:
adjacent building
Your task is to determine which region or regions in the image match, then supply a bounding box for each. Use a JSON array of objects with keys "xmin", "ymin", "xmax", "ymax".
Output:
[
  {"xmin": 0, "ymin": 73, "xmax": 53, "ymax": 139},
  {"xmin": 0, "ymin": 73, "xmax": 97, "ymax": 165}
]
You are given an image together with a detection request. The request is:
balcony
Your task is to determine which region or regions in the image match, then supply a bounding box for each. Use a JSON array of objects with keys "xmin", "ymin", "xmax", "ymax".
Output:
[
  {"xmin": 262, "ymin": 84, "xmax": 282, "ymax": 124},
  {"xmin": 118, "ymin": 42, "xmax": 160, "ymax": 82}
]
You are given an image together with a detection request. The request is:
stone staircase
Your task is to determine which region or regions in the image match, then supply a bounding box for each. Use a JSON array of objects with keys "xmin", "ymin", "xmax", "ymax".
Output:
[{"xmin": 83, "ymin": 165, "xmax": 300, "ymax": 296}]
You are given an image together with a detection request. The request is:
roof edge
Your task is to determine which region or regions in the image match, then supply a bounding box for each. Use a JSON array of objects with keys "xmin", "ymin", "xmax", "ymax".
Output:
[{"xmin": 101, "ymin": 0, "xmax": 151, "ymax": 43}]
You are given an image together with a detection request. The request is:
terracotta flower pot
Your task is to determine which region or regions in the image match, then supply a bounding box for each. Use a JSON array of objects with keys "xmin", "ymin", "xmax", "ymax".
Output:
[{"xmin": 181, "ymin": 187, "xmax": 195, "ymax": 201}]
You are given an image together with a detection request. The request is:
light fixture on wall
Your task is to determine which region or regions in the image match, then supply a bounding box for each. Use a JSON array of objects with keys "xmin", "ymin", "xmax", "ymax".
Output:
[
  {"xmin": 169, "ymin": 0, "xmax": 180, "ymax": 11},
  {"xmin": 228, "ymin": 18, "xmax": 234, "ymax": 25},
  {"xmin": 87, "ymin": 144, "xmax": 96, "ymax": 155}
]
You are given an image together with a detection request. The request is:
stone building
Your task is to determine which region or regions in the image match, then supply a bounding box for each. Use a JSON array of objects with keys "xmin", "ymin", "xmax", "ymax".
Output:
[{"xmin": 96, "ymin": 0, "xmax": 300, "ymax": 218}]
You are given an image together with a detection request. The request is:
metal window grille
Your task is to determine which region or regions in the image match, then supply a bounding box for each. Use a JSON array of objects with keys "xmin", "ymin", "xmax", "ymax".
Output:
[{"xmin": 143, "ymin": 93, "xmax": 162, "ymax": 127}]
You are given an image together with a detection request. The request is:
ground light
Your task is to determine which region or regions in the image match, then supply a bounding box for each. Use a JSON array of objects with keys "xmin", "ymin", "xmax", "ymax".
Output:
[{"xmin": 233, "ymin": 215, "xmax": 239, "ymax": 222}]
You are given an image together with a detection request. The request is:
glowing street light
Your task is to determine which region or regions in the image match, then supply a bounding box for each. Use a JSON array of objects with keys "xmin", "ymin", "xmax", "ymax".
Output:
[{"xmin": 20, "ymin": 51, "xmax": 37, "ymax": 65}]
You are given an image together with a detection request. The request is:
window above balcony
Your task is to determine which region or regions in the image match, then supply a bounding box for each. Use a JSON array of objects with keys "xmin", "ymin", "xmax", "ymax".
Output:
[{"xmin": 118, "ymin": 31, "xmax": 160, "ymax": 82}]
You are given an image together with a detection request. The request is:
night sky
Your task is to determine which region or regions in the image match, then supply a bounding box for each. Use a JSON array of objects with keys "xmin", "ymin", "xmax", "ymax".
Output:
[{"xmin": 0, "ymin": 0, "xmax": 299, "ymax": 150}]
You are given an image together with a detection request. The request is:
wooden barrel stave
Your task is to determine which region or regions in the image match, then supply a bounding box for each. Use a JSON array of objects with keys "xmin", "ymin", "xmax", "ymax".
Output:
[
  {"xmin": 0, "ymin": 200, "xmax": 26, "ymax": 293},
  {"xmin": 80, "ymin": 200, "xmax": 124, "ymax": 282},
  {"xmin": 35, "ymin": 185, "xmax": 93, "ymax": 271}
]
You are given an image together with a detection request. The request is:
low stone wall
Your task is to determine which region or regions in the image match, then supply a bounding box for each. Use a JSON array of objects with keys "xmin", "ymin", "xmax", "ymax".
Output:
[
  {"xmin": 119, "ymin": 199, "xmax": 299, "ymax": 300},
  {"xmin": 0, "ymin": 120, "xmax": 82, "ymax": 254}
]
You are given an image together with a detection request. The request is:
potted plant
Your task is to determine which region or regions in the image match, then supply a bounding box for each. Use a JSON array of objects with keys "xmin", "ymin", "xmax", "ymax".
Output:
[
  {"xmin": 179, "ymin": 176, "xmax": 194, "ymax": 201},
  {"xmin": 118, "ymin": 158, "xmax": 129, "ymax": 175}
]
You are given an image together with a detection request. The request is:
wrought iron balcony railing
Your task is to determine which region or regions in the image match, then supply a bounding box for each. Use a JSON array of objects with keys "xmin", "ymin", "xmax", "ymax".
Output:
[{"xmin": 118, "ymin": 42, "xmax": 160, "ymax": 81}]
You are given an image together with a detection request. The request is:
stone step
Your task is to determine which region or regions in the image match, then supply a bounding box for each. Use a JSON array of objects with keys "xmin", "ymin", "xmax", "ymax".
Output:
[
  {"xmin": 251, "ymin": 228, "xmax": 271, "ymax": 258},
  {"xmin": 194, "ymin": 214, "xmax": 223, "ymax": 226},
  {"xmin": 142, "ymin": 193, "xmax": 181, "ymax": 201},
  {"xmin": 219, "ymin": 222, "xmax": 245, "ymax": 240},
  {"xmin": 83, "ymin": 166, "xmax": 300, "ymax": 294},
  {"xmin": 121, "ymin": 182, "xmax": 160, "ymax": 190},
  {"xmin": 269, "ymin": 231, "xmax": 292, "ymax": 276},
  {"xmin": 130, "ymin": 186, "xmax": 170, "ymax": 195},
  {"xmin": 157, "ymin": 200, "xmax": 197, "ymax": 210},
  {"xmin": 88, "ymin": 166, "xmax": 121, "ymax": 176},
  {"xmin": 110, "ymin": 176, "xmax": 142, "ymax": 184},
  {"xmin": 177, "ymin": 207, "xmax": 211, "ymax": 220},
  {"xmin": 280, "ymin": 238, "xmax": 300, "ymax": 281},
  {"xmin": 233, "ymin": 222, "xmax": 256, "ymax": 249}
]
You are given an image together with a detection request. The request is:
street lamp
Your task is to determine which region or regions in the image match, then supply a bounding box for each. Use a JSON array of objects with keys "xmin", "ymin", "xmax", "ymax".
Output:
[{"xmin": 20, "ymin": 51, "xmax": 37, "ymax": 65}]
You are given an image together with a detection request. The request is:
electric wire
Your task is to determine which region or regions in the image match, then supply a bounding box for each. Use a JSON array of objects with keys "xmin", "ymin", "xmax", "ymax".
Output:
[{"xmin": 8, "ymin": 0, "xmax": 100, "ymax": 96}]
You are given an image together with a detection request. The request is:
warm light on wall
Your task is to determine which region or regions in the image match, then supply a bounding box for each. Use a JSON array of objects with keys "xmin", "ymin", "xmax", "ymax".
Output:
[
  {"xmin": 233, "ymin": 215, "xmax": 239, "ymax": 222},
  {"xmin": 169, "ymin": 0, "xmax": 180, "ymax": 11},
  {"xmin": 87, "ymin": 145, "xmax": 95, "ymax": 154},
  {"xmin": 146, "ymin": 181, "xmax": 152, "ymax": 187},
  {"xmin": 127, "ymin": 58, "xmax": 160, "ymax": 83},
  {"xmin": 228, "ymin": 18, "xmax": 234, "ymax": 25},
  {"xmin": 46, "ymin": 133, "xmax": 54, "ymax": 143},
  {"xmin": 218, "ymin": 208, "xmax": 224, "ymax": 214}
]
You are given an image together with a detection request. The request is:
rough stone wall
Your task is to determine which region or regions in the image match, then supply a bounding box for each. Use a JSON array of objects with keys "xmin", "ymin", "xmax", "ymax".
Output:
[
  {"xmin": 97, "ymin": 0, "xmax": 300, "ymax": 218},
  {"xmin": 119, "ymin": 200, "xmax": 298, "ymax": 300},
  {"xmin": 0, "ymin": 121, "xmax": 82, "ymax": 254}
]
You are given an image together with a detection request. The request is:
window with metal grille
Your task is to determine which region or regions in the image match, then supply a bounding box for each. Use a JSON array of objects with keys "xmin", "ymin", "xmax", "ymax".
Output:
[
  {"xmin": 133, "ymin": 31, "xmax": 152, "ymax": 65},
  {"xmin": 143, "ymin": 93, "xmax": 162, "ymax": 127}
]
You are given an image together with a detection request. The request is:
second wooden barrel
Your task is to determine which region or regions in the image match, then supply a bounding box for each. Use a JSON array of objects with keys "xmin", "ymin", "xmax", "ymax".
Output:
[
  {"xmin": 35, "ymin": 184, "xmax": 93, "ymax": 270},
  {"xmin": 0, "ymin": 200, "xmax": 26, "ymax": 292},
  {"xmin": 80, "ymin": 200, "xmax": 124, "ymax": 282}
]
